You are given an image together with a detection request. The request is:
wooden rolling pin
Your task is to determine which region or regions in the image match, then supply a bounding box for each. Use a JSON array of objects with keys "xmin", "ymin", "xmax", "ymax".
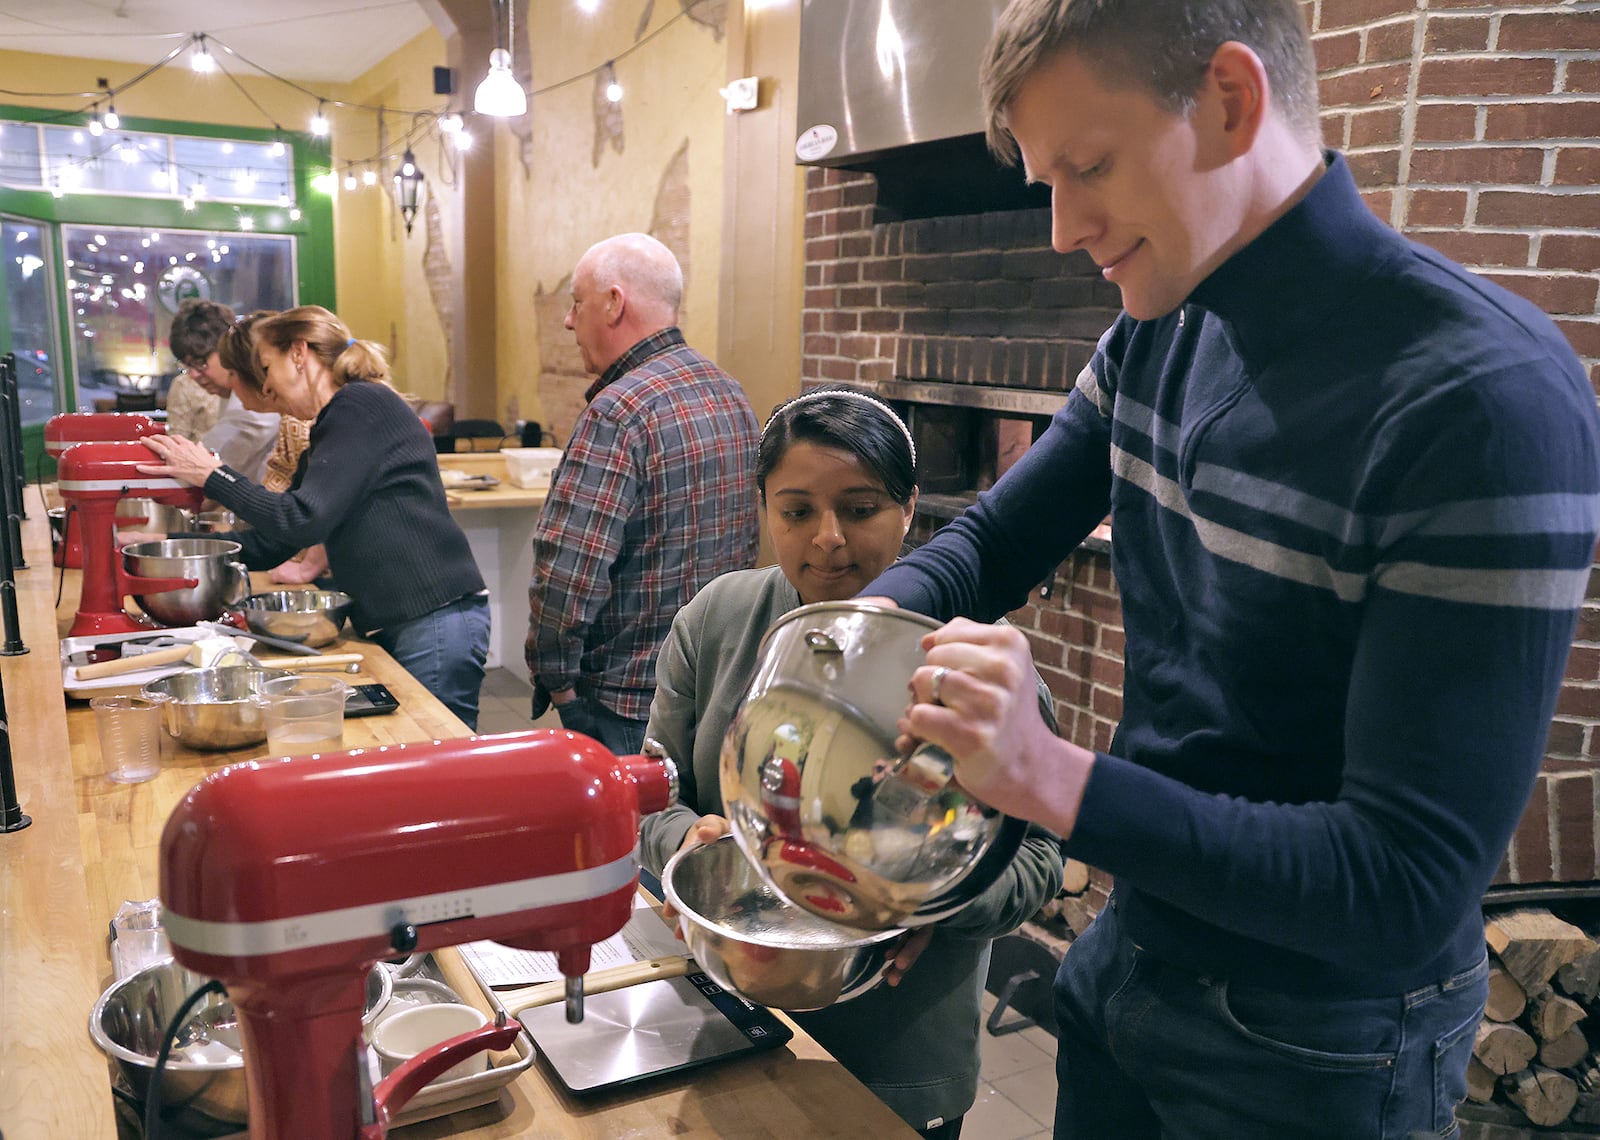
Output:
[
  {"xmin": 73, "ymin": 636, "xmax": 245, "ymax": 680},
  {"xmin": 256, "ymin": 653, "xmax": 363, "ymax": 672},
  {"xmin": 499, "ymin": 955, "xmax": 693, "ymax": 1017}
]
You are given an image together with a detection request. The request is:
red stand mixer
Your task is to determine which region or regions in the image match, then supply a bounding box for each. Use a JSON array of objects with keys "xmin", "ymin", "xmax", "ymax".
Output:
[
  {"xmin": 56, "ymin": 438, "xmax": 204, "ymax": 637},
  {"xmin": 159, "ymin": 729, "xmax": 679, "ymax": 1139},
  {"xmin": 44, "ymin": 412, "xmax": 167, "ymax": 570}
]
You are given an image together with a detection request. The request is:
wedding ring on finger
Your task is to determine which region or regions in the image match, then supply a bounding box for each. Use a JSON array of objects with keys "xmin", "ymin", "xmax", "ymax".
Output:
[{"xmin": 929, "ymin": 665, "xmax": 950, "ymax": 706}]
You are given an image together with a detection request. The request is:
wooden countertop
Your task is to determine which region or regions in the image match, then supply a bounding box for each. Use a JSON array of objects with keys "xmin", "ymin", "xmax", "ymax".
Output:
[
  {"xmin": 0, "ymin": 488, "xmax": 912, "ymax": 1139},
  {"xmin": 438, "ymin": 452, "xmax": 549, "ymax": 511}
]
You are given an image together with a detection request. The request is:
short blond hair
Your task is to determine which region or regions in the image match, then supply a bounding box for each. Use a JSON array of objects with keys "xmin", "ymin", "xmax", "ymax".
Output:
[{"xmin": 981, "ymin": 0, "xmax": 1320, "ymax": 164}]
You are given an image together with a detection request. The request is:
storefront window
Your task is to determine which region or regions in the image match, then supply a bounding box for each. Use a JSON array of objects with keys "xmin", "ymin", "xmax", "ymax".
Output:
[
  {"xmin": 3, "ymin": 218, "xmax": 59, "ymax": 425},
  {"xmin": 62, "ymin": 225, "xmax": 295, "ymax": 411}
]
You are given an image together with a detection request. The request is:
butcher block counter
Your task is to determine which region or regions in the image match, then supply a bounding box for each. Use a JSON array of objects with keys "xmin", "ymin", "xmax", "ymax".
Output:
[{"xmin": 0, "ymin": 488, "xmax": 913, "ymax": 1139}]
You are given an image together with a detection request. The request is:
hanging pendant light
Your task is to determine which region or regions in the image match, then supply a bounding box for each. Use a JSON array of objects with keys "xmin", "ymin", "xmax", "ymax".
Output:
[
  {"xmin": 473, "ymin": 0, "xmax": 527, "ymax": 117},
  {"xmin": 393, "ymin": 148, "xmax": 424, "ymax": 236}
]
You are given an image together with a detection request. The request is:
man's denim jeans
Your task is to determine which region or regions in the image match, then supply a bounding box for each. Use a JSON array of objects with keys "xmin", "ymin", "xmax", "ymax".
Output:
[
  {"xmin": 554, "ymin": 694, "xmax": 646, "ymax": 757},
  {"xmin": 1053, "ymin": 897, "xmax": 1487, "ymax": 1139}
]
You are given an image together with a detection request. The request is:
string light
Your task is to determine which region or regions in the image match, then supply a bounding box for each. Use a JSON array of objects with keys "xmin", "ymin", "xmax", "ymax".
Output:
[{"xmin": 17, "ymin": 9, "xmax": 695, "ymax": 212}]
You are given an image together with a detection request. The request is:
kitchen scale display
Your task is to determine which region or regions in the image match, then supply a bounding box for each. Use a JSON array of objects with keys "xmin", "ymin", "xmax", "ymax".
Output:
[{"xmin": 519, "ymin": 969, "xmax": 793, "ymax": 1095}]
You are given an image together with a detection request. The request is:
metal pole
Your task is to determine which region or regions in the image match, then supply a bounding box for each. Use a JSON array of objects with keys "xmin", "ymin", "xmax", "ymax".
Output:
[
  {"xmin": 0, "ymin": 354, "xmax": 25, "ymax": 520},
  {"xmin": 0, "ymin": 359, "xmax": 23, "ymax": 571},
  {"xmin": 0, "ymin": 408, "xmax": 26, "ymax": 657},
  {"xmin": 0, "ymin": 652, "xmax": 28, "ymax": 833}
]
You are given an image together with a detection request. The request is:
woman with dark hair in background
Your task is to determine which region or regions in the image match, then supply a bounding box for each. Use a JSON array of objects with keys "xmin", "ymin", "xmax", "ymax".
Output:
[
  {"xmin": 138, "ymin": 304, "xmax": 490, "ymax": 729},
  {"xmin": 638, "ymin": 389, "xmax": 1064, "ymax": 1139}
]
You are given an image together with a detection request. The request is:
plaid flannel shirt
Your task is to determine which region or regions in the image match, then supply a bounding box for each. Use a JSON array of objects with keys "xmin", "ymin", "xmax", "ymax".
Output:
[{"xmin": 526, "ymin": 328, "xmax": 760, "ymax": 721}]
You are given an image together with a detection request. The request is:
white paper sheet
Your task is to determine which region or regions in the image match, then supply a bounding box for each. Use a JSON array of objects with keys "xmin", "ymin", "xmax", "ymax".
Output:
[{"xmin": 457, "ymin": 895, "xmax": 684, "ymax": 988}]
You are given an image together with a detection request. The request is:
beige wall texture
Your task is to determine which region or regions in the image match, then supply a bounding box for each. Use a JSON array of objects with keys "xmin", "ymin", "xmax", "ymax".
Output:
[
  {"xmin": 331, "ymin": 27, "xmax": 457, "ymax": 403},
  {"xmin": 504, "ymin": 1, "xmax": 730, "ymax": 443}
]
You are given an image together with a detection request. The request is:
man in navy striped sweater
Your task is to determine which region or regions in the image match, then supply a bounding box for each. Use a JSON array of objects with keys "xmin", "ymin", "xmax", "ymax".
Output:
[{"xmin": 868, "ymin": 1, "xmax": 1600, "ymax": 1136}]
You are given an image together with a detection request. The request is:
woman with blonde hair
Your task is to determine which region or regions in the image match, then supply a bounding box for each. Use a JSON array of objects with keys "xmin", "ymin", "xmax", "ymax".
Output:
[{"xmin": 139, "ymin": 305, "xmax": 490, "ymax": 728}]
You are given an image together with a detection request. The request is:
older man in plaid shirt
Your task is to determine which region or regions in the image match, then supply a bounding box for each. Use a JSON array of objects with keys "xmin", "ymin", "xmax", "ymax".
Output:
[{"xmin": 526, "ymin": 232, "xmax": 759, "ymax": 755}]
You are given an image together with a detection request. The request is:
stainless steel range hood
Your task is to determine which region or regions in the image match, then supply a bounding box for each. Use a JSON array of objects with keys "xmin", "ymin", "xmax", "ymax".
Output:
[{"xmin": 796, "ymin": 0, "xmax": 1009, "ymax": 167}]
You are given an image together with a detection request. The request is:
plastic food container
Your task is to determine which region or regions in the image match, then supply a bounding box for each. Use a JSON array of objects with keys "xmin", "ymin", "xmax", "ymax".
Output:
[{"xmin": 501, "ymin": 447, "xmax": 563, "ymax": 489}]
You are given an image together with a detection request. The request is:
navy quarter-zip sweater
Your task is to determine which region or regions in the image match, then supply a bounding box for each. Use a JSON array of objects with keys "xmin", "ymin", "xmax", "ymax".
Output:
[{"xmin": 871, "ymin": 153, "xmax": 1600, "ymax": 997}]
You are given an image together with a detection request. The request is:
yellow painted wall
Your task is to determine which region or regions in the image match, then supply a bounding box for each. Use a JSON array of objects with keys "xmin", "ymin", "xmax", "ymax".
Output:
[
  {"xmin": 0, "ymin": 45, "xmax": 322, "ymax": 134},
  {"xmin": 507, "ymin": 2, "xmax": 728, "ymax": 430},
  {"xmin": 332, "ymin": 28, "xmax": 455, "ymax": 401}
]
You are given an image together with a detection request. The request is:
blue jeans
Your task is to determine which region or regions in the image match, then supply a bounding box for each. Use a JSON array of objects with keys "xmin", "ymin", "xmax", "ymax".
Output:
[
  {"xmin": 374, "ymin": 593, "xmax": 490, "ymax": 730},
  {"xmin": 554, "ymin": 694, "xmax": 646, "ymax": 756},
  {"xmin": 1054, "ymin": 899, "xmax": 1487, "ymax": 1139}
]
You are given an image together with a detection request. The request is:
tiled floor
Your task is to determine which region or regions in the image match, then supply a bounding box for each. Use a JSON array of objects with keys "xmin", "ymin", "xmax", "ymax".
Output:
[{"xmin": 476, "ymin": 666, "xmax": 1060, "ymax": 1137}]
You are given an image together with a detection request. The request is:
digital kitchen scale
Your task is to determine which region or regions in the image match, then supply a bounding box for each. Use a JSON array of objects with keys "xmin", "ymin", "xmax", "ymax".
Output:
[{"xmin": 518, "ymin": 969, "xmax": 793, "ymax": 1095}]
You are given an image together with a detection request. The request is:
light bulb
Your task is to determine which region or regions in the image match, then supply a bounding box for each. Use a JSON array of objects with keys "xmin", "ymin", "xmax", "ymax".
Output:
[
  {"xmin": 103, "ymin": 105, "xmax": 120, "ymax": 130},
  {"xmin": 439, "ymin": 113, "xmax": 463, "ymax": 134},
  {"xmin": 361, "ymin": 167, "xmax": 377, "ymax": 186},
  {"xmin": 182, "ymin": 195, "xmax": 195, "ymax": 211},
  {"xmin": 191, "ymin": 39, "xmax": 215, "ymax": 74},
  {"xmin": 474, "ymin": 48, "xmax": 527, "ymax": 117},
  {"xmin": 605, "ymin": 80, "xmax": 623, "ymax": 103},
  {"xmin": 89, "ymin": 115, "xmax": 104, "ymax": 137},
  {"xmin": 343, "ymin": 171, "xmax": 358, "ymax": 191},
  {"xmin": 269, "ymin": 138, "xmax": 286, "ymax": 158},
  {"xmin": 401, "ymin": 155, "xmax": 416, "ymax": 177},
  {"xmin": 310, "ymin": 107, "xmax": 330, "ymax": 136},
  {"xmin": 289, "ymin": 207, "xmax": 302, "ymax": 221},
  {"xmin": 452, "ymin": 129, "xmax": 474, "ymax": 152}
]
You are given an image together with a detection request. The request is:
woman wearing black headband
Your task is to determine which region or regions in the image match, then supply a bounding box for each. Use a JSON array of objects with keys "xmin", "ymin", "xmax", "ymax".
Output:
[{"xmin": 639, "ymin": 388, "xmax": 1064, "ymax": 1138}]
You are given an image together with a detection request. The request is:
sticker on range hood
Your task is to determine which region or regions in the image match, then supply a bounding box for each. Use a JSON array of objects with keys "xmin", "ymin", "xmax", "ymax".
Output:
[{"xmin": 796, "ymin": 125, "xmax": 838, "ymax": 162}]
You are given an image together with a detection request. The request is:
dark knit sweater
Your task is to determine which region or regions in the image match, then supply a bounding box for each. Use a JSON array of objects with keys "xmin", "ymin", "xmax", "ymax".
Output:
[
  {"xmin": 203, "ymin": 381, "xmax": 484, "ymax": 636},
  {"xmin": 870, "ymin": 153, "xmax": 1600, "ymax": 998}
]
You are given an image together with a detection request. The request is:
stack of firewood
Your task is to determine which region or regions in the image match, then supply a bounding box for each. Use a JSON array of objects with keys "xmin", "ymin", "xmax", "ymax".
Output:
[{"xmin": 1470, "ymin": 908, "xmax": 1600, "ymax": 1130}]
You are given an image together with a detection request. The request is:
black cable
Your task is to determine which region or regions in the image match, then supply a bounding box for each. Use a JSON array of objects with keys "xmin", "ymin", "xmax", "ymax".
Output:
[
  {"xmin": 54, "ymin": 502, "xmax": 72, "ymax": 609},
  {"xmin": 142, "ymin": 978, "xmax": 228, "ymax": 1140}
]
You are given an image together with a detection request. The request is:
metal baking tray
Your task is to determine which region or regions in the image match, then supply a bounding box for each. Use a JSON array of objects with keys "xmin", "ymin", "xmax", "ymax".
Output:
[{"xmin": 59, "ymin": 626, "xmax": 214, "ymax": 699}]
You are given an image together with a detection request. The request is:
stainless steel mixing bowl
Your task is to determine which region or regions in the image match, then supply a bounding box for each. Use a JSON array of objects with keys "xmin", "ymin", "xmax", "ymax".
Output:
[
  {"xmin": 720, "ymin": 600, "xmax": 1016, "ymax": 930},
  {"xmin": 663, "ymin": 836, "xmax": 903, "ymax": 1012},
  {"xmin": 122, "ymin": 538, "xmax": 249, "ymax": 626},
  {"xmin": 88, "ymin": 958, "xmax": 392, "ymax": 1125},
  {"xmin": 115, "ymin": 497, "xmax": 193, "ymax": 535},
  {"xmin": 142, "ymin": 666, "xmax": 291, "ymax": 750},
  {"xmin": 236, "ymin": 589, "xmax": 353, "ymax": 648}
]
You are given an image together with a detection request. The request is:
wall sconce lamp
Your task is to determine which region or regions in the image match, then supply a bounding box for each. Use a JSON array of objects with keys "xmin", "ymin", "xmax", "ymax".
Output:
[
  {"xmin": 394, "ymin": 148, "xmax": 424, "ymax": 235},
  {"xmin": 473, "ymin": 0, "xmax": 527, "ymax": 117}
]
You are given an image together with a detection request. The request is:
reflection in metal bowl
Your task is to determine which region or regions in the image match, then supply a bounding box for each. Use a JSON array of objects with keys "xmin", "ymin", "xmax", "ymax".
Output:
[
  {"xmin": 663, "ymin": 836, "xmax": 903, "ymax": 1012},
  {"xmin": 720, "ymin": 601, "xmax": 1015, "ymax": 930}
]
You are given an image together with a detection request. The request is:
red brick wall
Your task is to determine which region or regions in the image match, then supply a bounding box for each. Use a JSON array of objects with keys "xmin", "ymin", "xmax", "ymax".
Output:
[{"xmin": 800, "ymin": 0, "xmax": 1600, "ymax": 886}]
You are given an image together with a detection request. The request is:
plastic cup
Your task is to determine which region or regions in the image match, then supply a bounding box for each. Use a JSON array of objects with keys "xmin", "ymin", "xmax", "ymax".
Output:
[
  {"xmin": 91, "ymin": 695, "xmax": 167, "ymax": 783},
  {"xmin": 261, "ymin": 674, "xmax": 350, "ymax": 756},
  {"xmin": 370, "ymin": 1002, "xmax": 490, "ymax": 1085}
]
